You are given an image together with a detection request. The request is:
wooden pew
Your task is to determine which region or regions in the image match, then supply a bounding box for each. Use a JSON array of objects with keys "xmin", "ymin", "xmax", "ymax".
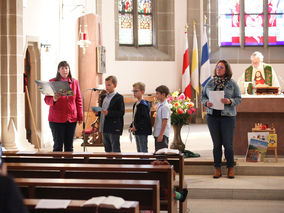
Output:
[
  {"xmin": 3, "ymin": 151, "xmax": 185, "ymax": 213},
  {"xmin": 16, "ymin": 178, "xmax": 159, "ymax": 213},
  {"xmin": 7, "ymin": 163, "xmax": 175, "ymax": 213},
  {"xmin": 3, "ymin": 151, "xmax": 184, "ymax": 188},
  {"xmin": 25, "ymin": 199, "xmax": 139, "ymax": 213}
]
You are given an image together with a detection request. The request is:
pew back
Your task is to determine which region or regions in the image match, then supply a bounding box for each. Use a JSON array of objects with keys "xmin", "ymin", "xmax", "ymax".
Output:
[{"xmin": 17, "ymin": 178, "xmax": 159, "ymax": 213}]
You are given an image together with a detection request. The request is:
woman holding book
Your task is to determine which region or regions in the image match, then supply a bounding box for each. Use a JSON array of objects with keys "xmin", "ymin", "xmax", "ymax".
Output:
[
  {"xmin": 201, "ymin": 60, "xmax": 242, "ymax": 179},
  {"xmin": 44, "ymin": 61, "xmax": 83, "ymax": 152}
]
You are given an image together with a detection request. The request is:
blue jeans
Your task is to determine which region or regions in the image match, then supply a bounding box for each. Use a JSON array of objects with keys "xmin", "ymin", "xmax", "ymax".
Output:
[
  {"xmin": 102, "ymin": 133, "xmax": 121, "ymax": 152},
  {"xmin": 207, "ymin": 115, "xmax": 236, "ymax": 168},
  {"xmin": 49, "ymin": 121, "xmax": 77, "ymax": 152},
  {"xmin": 135, "ymin": 135, "xmax": 148, "ymax": 152}
]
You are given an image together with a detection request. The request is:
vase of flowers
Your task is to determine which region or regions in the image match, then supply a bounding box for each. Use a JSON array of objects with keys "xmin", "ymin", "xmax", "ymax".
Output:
[{"xmin": 167, "ymin": 91, "xmax": 196, "ymax": 152}]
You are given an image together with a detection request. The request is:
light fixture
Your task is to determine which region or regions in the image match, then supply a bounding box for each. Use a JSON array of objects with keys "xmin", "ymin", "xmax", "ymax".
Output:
[
  {"xmin": 77, "ymin": 21, "xmax": 91, "ymax": 54},
  {"xmin": 40, "ymin": 43, "xmax": 51, "ymax": 52}
]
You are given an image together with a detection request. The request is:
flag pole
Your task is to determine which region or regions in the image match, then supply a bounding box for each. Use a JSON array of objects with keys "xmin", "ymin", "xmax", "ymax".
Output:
[{"xmin": 202, "ymin": 15, "xmax": 207, "ymax": 119}]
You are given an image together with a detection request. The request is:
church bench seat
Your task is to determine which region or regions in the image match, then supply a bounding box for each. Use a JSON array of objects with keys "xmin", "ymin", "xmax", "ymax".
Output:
[
  {"xmin": 3, "ymin": 151, "xmax": 185, "ymax": 213},
  {"xmin": 16, "ymin": 178, "xmax": 159, "ymax": 213},
  {"xmin": 7, "ymin": 162, "xmax": 175, "ymax": 213}
]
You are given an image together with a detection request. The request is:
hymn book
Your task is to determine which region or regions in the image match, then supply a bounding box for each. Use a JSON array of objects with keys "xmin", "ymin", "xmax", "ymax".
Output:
[
  {"xmin": 155, "ymin": 148, "xmax": 180, "ymax": 155},
  {"xmin": 35, "ymin": 80, "xmax": 73, "ymax": 96},
  {"xmin": 82, "ymin": 196, "xmax": 125, "ymax": 209}
]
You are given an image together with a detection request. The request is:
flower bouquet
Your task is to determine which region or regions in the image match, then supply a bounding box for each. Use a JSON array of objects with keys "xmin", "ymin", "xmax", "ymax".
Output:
[{"xmin": 167, "ymin": 91, "xmax": 196, "ymax": 126}]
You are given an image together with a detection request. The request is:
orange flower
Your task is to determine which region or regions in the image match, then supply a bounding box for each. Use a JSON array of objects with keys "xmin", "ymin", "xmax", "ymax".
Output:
[{"xmin": 153, "ymin": 112, "xmax": 156, "ymax": 118}]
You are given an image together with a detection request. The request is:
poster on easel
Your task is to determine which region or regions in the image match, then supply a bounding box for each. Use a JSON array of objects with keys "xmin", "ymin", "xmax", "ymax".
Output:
[
  {"xmin": 268, "ymin": 134, "xmax": 277, "ymax": 148},
  {"xmin": 246, "ymin": 137, "xmax": 269, "ymax": 162},
  {"xmin": 247, "ymin": 132, "xmax": 269, "ymax": 144}
]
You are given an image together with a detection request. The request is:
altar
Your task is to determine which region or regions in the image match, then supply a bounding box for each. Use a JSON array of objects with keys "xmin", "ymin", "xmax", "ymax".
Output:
[{"xmin": 234, "ymin": 95, "xmax": 284, "ymax": 155}]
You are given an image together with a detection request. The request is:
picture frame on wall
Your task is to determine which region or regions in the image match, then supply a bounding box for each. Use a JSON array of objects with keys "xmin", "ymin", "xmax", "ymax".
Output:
[{"xmin": 97, "ymin": 46, "xmax": 106, "ymax": 73}]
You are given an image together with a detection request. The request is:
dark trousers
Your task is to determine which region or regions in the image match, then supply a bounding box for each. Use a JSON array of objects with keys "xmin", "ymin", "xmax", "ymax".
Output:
[
  {"xmin": 154, "ymin": 135, "xmax": 169, "ymax": 152},
  {"xmin": 102, "ymin": 133, "xmax": 121, "ymax": 152},
  {"xmin": 207, "ymin": 115, "xmax": 236, "ymax": 168},
  {"xmin": 135, "ymin": 135, "xmax": 148, "ymax": 152},
  {"xmin": 49, "ymin": 121, "xmax": 77, "ymax": 152}
]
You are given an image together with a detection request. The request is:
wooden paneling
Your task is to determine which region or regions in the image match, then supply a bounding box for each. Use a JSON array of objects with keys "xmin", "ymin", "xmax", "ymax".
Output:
[{"xmin": 234, "ymin": 97, "xmax": 284, "ymax": 155}]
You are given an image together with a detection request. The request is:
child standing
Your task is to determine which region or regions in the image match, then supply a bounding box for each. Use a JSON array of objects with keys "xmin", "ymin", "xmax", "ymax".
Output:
[
  {"xmin": 99, "ymin": 76, "xmax": 125, "ymax": 152},
  {"xmin": 130, "ymin": 82, "xmax": 152, "ymax": 152},
  {"xmin": 153, "ymin": 85, "xmax": 171, "ymax": 152}
]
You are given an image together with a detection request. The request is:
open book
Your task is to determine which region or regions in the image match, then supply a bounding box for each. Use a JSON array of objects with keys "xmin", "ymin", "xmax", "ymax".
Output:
[
  {"xmin": 155, "ymin": 148, "xmax": 180, "ymax": 155},
  {"xmin": 35, "ymin": 80, "xmax": 73, "ymax": 96},
  {"xmin": 82, "ymin": 196, "xmax": 125, "ymax": 209}
]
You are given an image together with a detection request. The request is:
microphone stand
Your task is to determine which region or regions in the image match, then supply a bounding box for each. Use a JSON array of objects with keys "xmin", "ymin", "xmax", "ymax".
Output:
[
  {"xmin": 82, "ymin": 88, "xmax": 93, "ymax": 152},
  {"xmin": 82, "ymin": 88, "xmax": 102, "ymax": 152}
]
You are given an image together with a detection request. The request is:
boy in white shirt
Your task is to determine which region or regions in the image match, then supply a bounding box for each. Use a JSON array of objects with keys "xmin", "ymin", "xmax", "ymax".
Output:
[{"xmin": 153, "ymin": 85, "xmax": 171, "ymax": 152}]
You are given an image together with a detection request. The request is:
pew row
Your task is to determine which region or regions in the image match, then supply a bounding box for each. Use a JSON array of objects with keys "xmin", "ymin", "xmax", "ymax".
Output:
[
  {"xmin": 25, "ymin": 199, "xmax": 139, "ymax": 213},
  {"xmin": 7, "ymin": 163, "xmax": 175, "ymax": 213},
  {"xmin": 16, "ymin": 178, "xmax": 159, "ymax": 213},
  {"xmin": 3, "ymin": 151, "xmax": 184, "ymax": 187},
  {"xmin": 3, "ymin": 151, "xmax": 186, "ymax": 213}
]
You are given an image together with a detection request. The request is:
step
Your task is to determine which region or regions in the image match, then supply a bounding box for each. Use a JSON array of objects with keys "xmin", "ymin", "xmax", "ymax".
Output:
[
  {"xmin": 187, "ymin": 199, "xmax": 284, "ymax": 213},
  {"xmin": 185, "ymin": 175, "xmax": 284, "ymax": 200},
  {"xmin": 184, "ymin": 159, "xmax": 284, "ymax": 176}
]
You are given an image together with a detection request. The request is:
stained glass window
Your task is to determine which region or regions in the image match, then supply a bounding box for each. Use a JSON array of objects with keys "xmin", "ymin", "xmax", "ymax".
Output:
[
  {"xmin": 218, "ymin": 0, "xmax": 240, "ymax": 46},
  {"xmin": 138, "ymin": 0, "xmax": 152, "ymax": 45},
  {"xmin": 244, "ymin": 0, "xmax": 264, "ymax": 46},
  {"xmin": 119, "ymin": 14, "xmax": 134, "ymax": 45},
  {"xmin": 138, "ymin": 0, "xmax": 152, "ymax": 13},
  {"xmin": 219, "ymin": 0, "xmax": 284, "ymax": 47},
  {"xmin": 268, "ymin": 0, "xmax": 284, "ymax": 45},
  {"xmin": 118, "ymin": 0, "xmax": 153, "ymax": 46},
  {"xmin": 119, "ymin": 0, "xmax": 134, "ymax": 45}
]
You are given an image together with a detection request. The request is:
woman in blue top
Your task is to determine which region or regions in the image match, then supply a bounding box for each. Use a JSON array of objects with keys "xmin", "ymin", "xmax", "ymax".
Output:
[{"xmin": 201, "ymin": 60, "xmax": 242, "ymax": 179}]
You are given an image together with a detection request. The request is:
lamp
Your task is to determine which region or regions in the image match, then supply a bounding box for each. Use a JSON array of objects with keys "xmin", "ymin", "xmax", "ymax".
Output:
[{"xmin": 77, "ymin": 23, "xmax": 91, "ymax": 54}]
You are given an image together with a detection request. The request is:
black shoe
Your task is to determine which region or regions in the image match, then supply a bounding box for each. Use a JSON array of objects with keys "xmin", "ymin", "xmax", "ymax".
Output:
[{"xmin": 180, "ymin": 188, "xmax": 188, "ymax": 202}]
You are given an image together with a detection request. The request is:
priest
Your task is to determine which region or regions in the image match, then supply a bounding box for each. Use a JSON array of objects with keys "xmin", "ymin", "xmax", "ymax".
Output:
[{"xmin": 238, "ymin": 51, "xmax": 281, "ymax": 94}]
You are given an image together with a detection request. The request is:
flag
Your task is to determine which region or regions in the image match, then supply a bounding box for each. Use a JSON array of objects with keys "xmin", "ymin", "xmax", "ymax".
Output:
[
  {"xmin": 182, "ymin": 31, "xmax": 191, "ymax": 99},
  {"xmin": 200, "ymin": 26, "xmax": 211, "ymax": 87},
  {"xmin": 191, "ymin": 25, "xmax": 199, "ymax": 95}
]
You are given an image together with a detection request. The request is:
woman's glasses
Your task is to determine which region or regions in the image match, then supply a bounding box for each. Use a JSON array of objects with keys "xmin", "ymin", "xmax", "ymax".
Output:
[{"xmin": 216, "ymin": 66, "xmax": 225, "ymax": 69}]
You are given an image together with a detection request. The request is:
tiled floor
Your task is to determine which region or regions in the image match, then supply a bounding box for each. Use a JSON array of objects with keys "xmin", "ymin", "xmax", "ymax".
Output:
[{"xmin": 74, "ymin": 124, "xmax": 213, "ymax": 156}]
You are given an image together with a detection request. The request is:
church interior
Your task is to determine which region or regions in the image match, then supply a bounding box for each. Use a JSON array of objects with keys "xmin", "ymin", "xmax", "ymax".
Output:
[{"xmin": 1, "ymin": 0, "xmax": 284, "ymax": 212}]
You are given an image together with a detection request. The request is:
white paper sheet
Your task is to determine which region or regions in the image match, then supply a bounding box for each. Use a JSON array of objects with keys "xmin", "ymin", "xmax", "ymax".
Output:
[
  {"xmin": 35, "ymin": 199, "xmax": 71, "ymax": 209},
  {"xmin": 209, "ymin": 91, "xmax": 224, "ymax": 110}
]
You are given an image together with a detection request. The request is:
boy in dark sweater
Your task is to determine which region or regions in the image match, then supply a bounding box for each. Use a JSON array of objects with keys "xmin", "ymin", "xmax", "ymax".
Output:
[
  {"xmin": 129, "ymin": 82, "xmax": 152, "ymax": 152},
  {"xmin": 99, "ymin": 76, "xmax": 125, "ymax": 152}
]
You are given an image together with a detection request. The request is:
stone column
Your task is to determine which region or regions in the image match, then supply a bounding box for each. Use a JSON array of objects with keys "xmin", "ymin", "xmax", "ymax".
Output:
[{"xmin": 0, "ymin": 0, "xmax": 34, "ymax": 150}]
